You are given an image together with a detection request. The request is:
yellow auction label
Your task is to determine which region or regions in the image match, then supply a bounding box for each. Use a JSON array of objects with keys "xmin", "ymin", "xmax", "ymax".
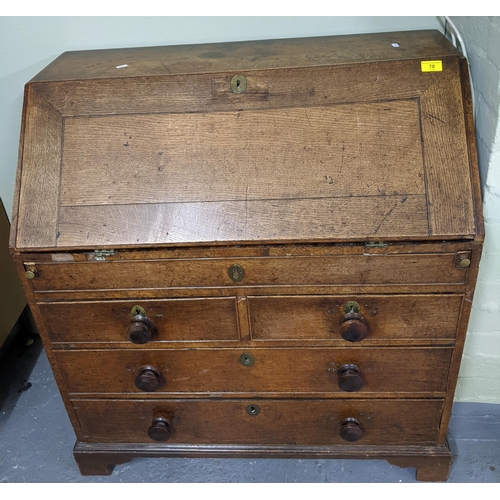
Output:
[{"xmin": 421, "ymin": 60, "xmax": 443, "ymax": 72}]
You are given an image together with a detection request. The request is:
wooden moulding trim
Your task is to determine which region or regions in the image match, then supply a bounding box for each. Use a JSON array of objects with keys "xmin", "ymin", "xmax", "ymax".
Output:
[
  {"xmin": 12, "ymin": 234, "xmax": 478, "ymax": 254},
  {"xmin": 67, "ymin": 392, "xmax": 449, "ymax": 400},
  {"xmin": 74, "ymin": 441, "xmax": 451, "ymax": 458},
  {"xmin": 458, "ymin": 57, "xmax": 485, "ymax": 241},
  {"xmin": 72, "ymin": 442, "xmax": 452, "ymax": 479},
  {"xmin": 74, "ymin": 441, "xmax": 452, "ymax": 458}
]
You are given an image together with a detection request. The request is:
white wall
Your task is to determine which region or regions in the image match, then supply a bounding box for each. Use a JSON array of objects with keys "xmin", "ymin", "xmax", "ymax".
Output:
[
  {"xmin": 2, "ymin": 16, "xmax": 499, "ymax": 403},
  {"xmin": 448, "ymin": 17, "xmax": 500, "ymax": 403}
]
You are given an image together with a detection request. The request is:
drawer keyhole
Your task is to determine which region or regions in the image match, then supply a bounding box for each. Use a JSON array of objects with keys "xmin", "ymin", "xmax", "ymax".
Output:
[
  {"xmin": 230, "ymin": 74, "xmax": 247, "ymax": 93},
  {"xmin": 240, "ymin": 352, "xmax": 254, "ymax": 367},
  {"xmin": 246, "ymin": 404, "xmax": 260, "ymax": 416}
]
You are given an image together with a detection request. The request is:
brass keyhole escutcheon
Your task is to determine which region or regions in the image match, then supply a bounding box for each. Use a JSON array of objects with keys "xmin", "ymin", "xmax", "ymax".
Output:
[
  {"xmin": 230, "ymin": 74, "xmax": 247, "ymax": 93},
  {"xmin": 246, "ymin": 404, "xmax": 260, "ymax": 416},
  {"xmin": 228, "ymin": 264, "xmax": 244, "ymax": 282},
  {"xmin": 240, "ymin": 352, "xmax": 254, "ymax": 367},
  {"xmin": 344, "ymin": 301, "xmax": 361, "ymax": 314},
  {"xmin": 131, "ymin": 305, "xmax": 147, "ymax": 317}
]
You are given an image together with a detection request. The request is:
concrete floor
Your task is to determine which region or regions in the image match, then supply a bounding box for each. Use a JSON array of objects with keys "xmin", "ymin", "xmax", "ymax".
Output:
[{"xmin": 1, "ymin": 332, "xmax": 499, "ymax": 483}]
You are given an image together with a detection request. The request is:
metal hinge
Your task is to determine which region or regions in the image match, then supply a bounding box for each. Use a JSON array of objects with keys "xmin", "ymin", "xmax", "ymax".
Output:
[
  {"xmin": 93, "ymin": 249, "xmax": 116, "ymax": 261},
  {"xmin": 364, "ymin": 241, "xmax": 389, "ymax": 248}
]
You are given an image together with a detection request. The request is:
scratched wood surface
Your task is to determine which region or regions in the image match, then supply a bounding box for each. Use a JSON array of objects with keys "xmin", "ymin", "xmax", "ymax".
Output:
[
  {"xmin": 60, "ymin": 101, "xmax": 424, "ymax": 205},
  {"xmin": 31, "ymin": 30, "xmax": 458, "ymax": 81}
]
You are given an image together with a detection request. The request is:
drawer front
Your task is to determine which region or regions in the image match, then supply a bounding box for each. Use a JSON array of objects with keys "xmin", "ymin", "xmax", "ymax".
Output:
[
  {"xmin": 40, "ymin": 297, "xmax": 239, "ymax": 343},
  {"xmin": 72, "ymin": 398, "xmax": 444, "ymax": 446},
  {"xmin": 29, "ymin": 253, "xmax": 468, "ymax": 292},
  {"xmin": 56, "ymin": 347, "xmax": 453, "ymax": 395},
  {"xmin": 249, "ymin": 294, "xmax": 462, "ymax": 341}
]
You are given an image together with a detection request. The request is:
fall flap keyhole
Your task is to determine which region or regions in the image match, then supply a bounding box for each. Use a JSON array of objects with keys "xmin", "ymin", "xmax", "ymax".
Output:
[{"xmin": 231, "ymin": 74, "xmax": 247, "ymax": 93}]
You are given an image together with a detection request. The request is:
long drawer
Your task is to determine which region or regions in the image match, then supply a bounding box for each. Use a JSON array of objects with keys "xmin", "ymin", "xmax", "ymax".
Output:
[
  {"xmin": 28, "ymin": 253, "xmax": 468, "ymax": 292},
  {"xmin": 55, "ymin": 347, "xmax": 453, "ymax": 396},
  {"xmin": 72, "ymin": 398, "xmax": 444, "ymax": 445}
]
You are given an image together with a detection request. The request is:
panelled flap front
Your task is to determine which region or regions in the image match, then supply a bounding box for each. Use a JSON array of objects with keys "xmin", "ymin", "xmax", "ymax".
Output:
[{"xmin": 13, "ymin": 37, "xmax": 478, "ymax": 250}]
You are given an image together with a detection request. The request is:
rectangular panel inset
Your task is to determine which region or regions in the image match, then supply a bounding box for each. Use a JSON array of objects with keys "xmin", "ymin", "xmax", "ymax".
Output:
[{"xmin": 60, "ymin": 101, "xmax": 425, "ymax": 206}]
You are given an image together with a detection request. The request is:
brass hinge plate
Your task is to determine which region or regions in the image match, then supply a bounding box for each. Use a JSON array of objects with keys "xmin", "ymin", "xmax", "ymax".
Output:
[
  {"xmin": 93, "ymin": 249, "xmax": 116, "ymax": 261},
  {"xmin": 364, "ymin": 241, "xmax": 389, "ymax": 248}
]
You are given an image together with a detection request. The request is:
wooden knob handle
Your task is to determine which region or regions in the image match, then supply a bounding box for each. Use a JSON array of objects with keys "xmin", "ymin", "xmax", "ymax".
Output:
[
  {"xmin": 339, "ymin": 418, "xmax": 364, "ymax": 442},
  {"xmin": 135, "ymin": 365, "xmax": 162, "ymax": 392},
  {"xmin": 128, "ymin": 314, "xmax": 155, "ymax": 344},
  {"xmin": 340, "ymin": 312, "xmax": 370, "ymax": 342},
  {"xmin": 147, "ymin": 417, "xmax": 172, "ymax": 442},
  {"xmin": 337, "ymin": 364, "xmax": 364, "ymax": 392}
]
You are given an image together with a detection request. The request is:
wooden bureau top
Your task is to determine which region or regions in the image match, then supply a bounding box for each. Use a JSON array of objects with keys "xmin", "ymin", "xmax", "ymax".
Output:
[
  {"xmin": 11, "ymin": 30, "xmax": 483, "ymax": 252},
  {"xmin": 31, "ymin": 30, "xmax": 459, "ymax": 82}
]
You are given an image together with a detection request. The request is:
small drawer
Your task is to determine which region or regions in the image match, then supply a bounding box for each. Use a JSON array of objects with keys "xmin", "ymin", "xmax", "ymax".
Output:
[
  {"xmin": 55, "ymin": 347, "xmax": 453, "ymax": 396},
  {"xmin": 28, "ymin": 252, "xmax": 468, "ymax": 292},
  {"xmin": 39, "ymin": 297, "xmax": 239, "ymax": 344},
  {"xmin": 249, "ymin": 294, "xmax": 462, "ymax": 342},
  {"xmin": 72, "ymin": 398, "xmax": 444, "ymax": 446}
]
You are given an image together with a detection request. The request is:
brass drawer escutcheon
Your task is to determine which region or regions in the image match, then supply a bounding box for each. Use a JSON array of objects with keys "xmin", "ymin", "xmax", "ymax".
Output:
[
  {"xmin": 239, "ymin": 352, "xmax": 254, "ymax": 367},
  {"xmin": 230, "ymin": 74, "xmax": 247, "ymax": 93},
  {"xmin": 228, "ymin": 264, "xmax": 244, "ymax": 282}
]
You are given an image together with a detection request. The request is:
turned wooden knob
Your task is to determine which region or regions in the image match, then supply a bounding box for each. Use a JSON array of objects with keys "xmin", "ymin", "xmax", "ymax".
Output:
[
  {"xmin": 339, "ymin": 418, "xmax": 364, "ymax": 442},
  {"xmin": 147, "ymin": 417, "xmax": 172, "ymax": 442},
  {"xmin": 340, "ymin": 312, "xmax": 370, "ymax": 342},
  {"xmin": 337, "ymin": 364, "xmax": 364, "ymax": 392},
  {"xmin": 128, "ymin": 314, "xmax": 155, "ymax": 344},
  {"xmin": 135, "ymin": 365, "xmax": 162, "ymax": 392}
]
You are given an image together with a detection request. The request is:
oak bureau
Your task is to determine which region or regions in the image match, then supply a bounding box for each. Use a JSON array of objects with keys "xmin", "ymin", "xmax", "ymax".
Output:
[{"xmin": 10, "ymin": 30, "xmax": 484, "ymax": 481}]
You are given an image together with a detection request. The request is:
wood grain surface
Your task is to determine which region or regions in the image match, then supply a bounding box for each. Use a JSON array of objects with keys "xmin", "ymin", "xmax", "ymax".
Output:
[
  {"xmin": 72, "ymin": 398, "xmax": 444, "ymax": 446},
  {"xmin": 248, "ymin": 294, "xmax": 462, "ymax": 341},
  {"xmin": 32, "ymin": 30, "xmax": 459, "ymax": 81},
  {"xmin": 40, "ymin": 297, "xmax": 239, "ymax": 343},
  {"xmin": 27, "ymin": 253, "xmax": 468, "ymax": 292},
  {"xmin": 55, "ymin": 347, "xmax": 453, "ymax": 396},
  {"xmin": 9, "ymin": 31, "xmax": 485, "ymax": 481}
]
